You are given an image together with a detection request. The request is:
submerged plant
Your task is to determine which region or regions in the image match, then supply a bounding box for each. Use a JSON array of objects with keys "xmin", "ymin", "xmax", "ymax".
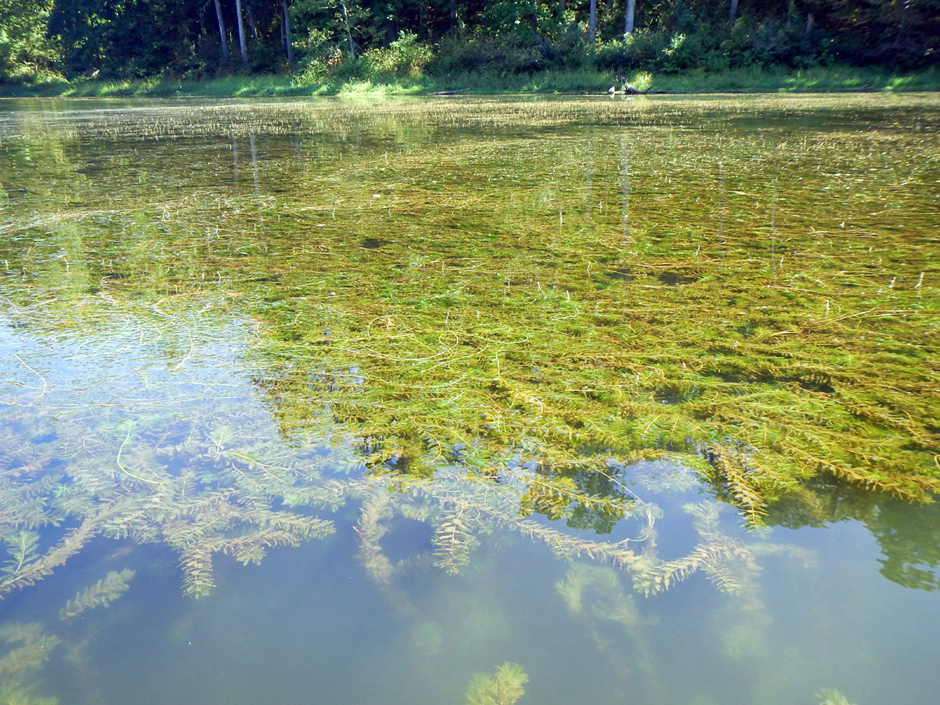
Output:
[
  {"xmin": 465, "ymin": 662, "xmax": 528, "ymax": 705},
  {"xmin": 0, "ymin": 623, "xmax": 60, "ymax": 705},
  {"xmin": 59, "ymin": 569, "xmax": 135, "ymax": 621},
  {"xmin": 556, "ymin": 563, "xmax": 663, "ymax": 701},
  {"xmin": 0, "ymin": 534, "xmax": 40, "ymax": 589},
  {"xmin": 0, "ymin": 94, "xmax": 935, "ymax": 614},
  {"xmin": 815, "ymin": 689, "xmax": 857, "ymax": 705},
  {"xmin": 0, "ymin": 624, "xmax": 59, "ymax": 681},
  {"xmin": 0, "ymin": 688, "xmax": 58, "ymax": 705}
]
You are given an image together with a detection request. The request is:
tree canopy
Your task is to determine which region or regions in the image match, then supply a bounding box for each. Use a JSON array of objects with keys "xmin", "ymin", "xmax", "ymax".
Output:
[{"xmin": 1, "ymin": 0, "xmax": 937, "ymax": 83}]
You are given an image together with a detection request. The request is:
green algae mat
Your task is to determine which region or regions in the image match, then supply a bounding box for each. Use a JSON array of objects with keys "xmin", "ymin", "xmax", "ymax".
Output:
[{"xmin": 0, "ymin": 94, "xmax": 937, "ymax": 705}]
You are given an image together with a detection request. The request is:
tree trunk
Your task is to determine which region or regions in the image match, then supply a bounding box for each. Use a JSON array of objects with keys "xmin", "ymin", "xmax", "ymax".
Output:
[
  {"xmin": 246, "ymin": 5, "xmax": 259, "ymax": 39},
  {"xmin": 281, "ymin": 0, "xmax": 293, "ymax": 62},
  {"xmin": 340, "ymin": 2, "xmax": 356, "ymax": 60},
  {"xmin": 234, "ymin": 0, "xmax": 248, "ymax": 63},
  {"xmin": 213, "ymin": 0, "xmax": 229, "ymax": 60},
  {"xmin": 728, "ymin": 0, "xmax": 739, "ymax": 23},
  {"xmin": 804, "ymin": 11, "xmax": 815, "ymax": 37},
  {"xmin": 624, "ymin": 0, "xmax": 635, "ymax": 34},
  {"xmin": 588, "ymin": 0, "xmax": 597, "ymax": 42}
]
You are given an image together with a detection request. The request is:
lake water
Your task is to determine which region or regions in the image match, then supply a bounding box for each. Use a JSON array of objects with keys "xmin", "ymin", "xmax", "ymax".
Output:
[{"xmin": 0, "ymin": 94, "xmax": 938, "ymax": 705}]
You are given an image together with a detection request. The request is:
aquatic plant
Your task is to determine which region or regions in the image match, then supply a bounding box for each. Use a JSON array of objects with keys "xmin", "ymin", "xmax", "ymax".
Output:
[
  {"xmin": 465, "ymin": 662, "xmax": 528, "ymax": 705},
  {"xmin": 0, "ymin": 624, "xmax": 59, "ymax": 681},
  {"xmin": 59, "ymin": 569, "xmax": 135, "ymax": 621},
  {"xmin": 0, "ymin": 94, "xmax": 933, "ymax": 705},
  {"xmin": 0, "ymin": 688, "xmax": 58, "ymax": 705},
  {"xmin": 0, "ymin": 390, "xmax": 338, "ymax": 598},
  {"xmin": 0, "ymin": 94, "xmax": 935, "ymax": 610},
  {"xmin": 556, "ymin": 563, "xmax": 663, "ymax": 701},
  {"xmin": 0, "ymin": 623, "xmax": 59, "ymax": 705},
  {"xmin": 0, "ymin": 529, "xmax": 91, "ymax": 598},
  {"xmin": 815, "ymin": 689, "xmax": 857, "ymax": 705}
]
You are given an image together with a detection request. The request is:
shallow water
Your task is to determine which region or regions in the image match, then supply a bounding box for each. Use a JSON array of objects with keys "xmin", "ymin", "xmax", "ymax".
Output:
[{"xmin": 0, "ymin": 94, "xmax": 938, "ymax": 705}]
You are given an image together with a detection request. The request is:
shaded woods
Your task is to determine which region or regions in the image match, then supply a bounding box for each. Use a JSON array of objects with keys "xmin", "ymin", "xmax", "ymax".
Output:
[{"xmin": 1, "ymin": 0, "xmax": 938, "ymax": 85}]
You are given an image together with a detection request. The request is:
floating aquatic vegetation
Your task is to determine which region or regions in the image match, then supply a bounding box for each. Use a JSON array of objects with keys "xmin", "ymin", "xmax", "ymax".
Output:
[
  {"xmin": 0, "ymin": 95, "xmax": 933, "ymax": 705},
  {"xmin": 0, "ymin": 529, "xmax": 92, "ymax": 599},
  {"xmin": 464, "ymin": 662, "xmax": 528, "ymax": 705},
  {"xmin": 0, "ymin": 94, "xmax": 936, "ymax": 614}
]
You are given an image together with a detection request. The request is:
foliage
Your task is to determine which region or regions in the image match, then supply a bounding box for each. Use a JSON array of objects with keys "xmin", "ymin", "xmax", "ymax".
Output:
[
  {"xmin": 431, "ymin": 34, "xmax": 548, "ymax": 76},
  {"xmin": 2, "ymin": 0, "xmax": 938, "ymax": 83},
  {"xmin": 296, "ymin": 27, "xmax": 346, "ymax": 80},
  {"xmin": 0, "ymin": 528, "xmax": 92, "ymax": 597},
  {"xmin": 363, "ymin": 32, "xmax": 433, "ymax": 79},
  {"xmin": 45, "ymin": 0, "xmax": 204, "ymax": 79},
  {"xmin": 465, "ymin": 662, "xmax": 528, "ymax": 705},
  {"xmin": 0, "ymin": 0, "xmax": 60, "ymax": 82}
]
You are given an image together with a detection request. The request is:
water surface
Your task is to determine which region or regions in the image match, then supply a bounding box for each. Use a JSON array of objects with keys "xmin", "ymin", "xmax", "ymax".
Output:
[{"xmin": 0, "ymin": 94, "xmax": 938, "ymax": 705}]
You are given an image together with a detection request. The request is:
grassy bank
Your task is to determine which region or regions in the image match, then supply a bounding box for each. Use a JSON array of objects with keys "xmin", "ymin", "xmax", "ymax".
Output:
[{"xmin": 2, "ymin": 65, "xmax": 938, "ymax": 98}]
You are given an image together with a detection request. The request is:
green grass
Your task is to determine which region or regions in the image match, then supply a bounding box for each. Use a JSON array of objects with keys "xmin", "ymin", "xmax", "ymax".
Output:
[{"xmin": 2, "ymin": 65, "xmax": 938, "ymax": 98}]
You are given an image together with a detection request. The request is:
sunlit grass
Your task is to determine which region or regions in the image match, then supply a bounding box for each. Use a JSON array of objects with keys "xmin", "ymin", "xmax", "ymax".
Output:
[{"xmin": 2, "ymin": 66, "xmax": 938, "ymax": 98}]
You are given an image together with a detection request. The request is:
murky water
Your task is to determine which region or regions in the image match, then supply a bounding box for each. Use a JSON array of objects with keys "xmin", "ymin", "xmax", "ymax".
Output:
[{"xmin": 0, "ymin": 95, "xmax": 938, "ymax": 705}]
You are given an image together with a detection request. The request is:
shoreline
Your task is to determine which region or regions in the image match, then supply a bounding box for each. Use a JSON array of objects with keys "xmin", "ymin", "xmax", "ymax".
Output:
[{"xmin": 2, "ymin": 66, "xmax": 938, "ymax": 99}]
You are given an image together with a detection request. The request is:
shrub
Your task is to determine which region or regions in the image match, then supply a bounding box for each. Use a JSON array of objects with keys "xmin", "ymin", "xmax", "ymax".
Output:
[
  {"xmin": 362, "ymin": 31, "xmax": 433, "ymax": 78},
  {"xmin": 430, "ymin": 33, "xmax": 546, "ymax": 76},
  {"xmin": 546, "ymin": 23, "xmax": 590, "ymax": 70},
  {"xmin": 594, "ymin": 31, "xmax": 671, "ymax": 73},
  {"xmin": 296, "ymin": 28, "xmax": 347, "ymax": 81}
]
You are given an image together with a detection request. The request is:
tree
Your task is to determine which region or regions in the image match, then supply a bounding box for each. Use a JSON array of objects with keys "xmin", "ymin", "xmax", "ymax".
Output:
[
  {"xmin": 0, "ymin": 0, "xmax": 60, "ymax": 79},
  {"xmin": 234, "ymin": 0, "xmax": 249, "ymax": 63},
  {"xmin": 280, "ymin": 0, "xmax": 293, "ymax": 62},
  {"xmin": 47, "ymin": 0, "xmax": 201, "ymax": 78},
  {"xmin": 5, "ymin": 0, "xmax": 938, "ymax": 82},
  {"xmin": 339, "ymin": 1, "xmax": 355, "ymax": 59},
  {"xmin": 213, "ymin": 0, "xmax": 230, "ymax": 60}
]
